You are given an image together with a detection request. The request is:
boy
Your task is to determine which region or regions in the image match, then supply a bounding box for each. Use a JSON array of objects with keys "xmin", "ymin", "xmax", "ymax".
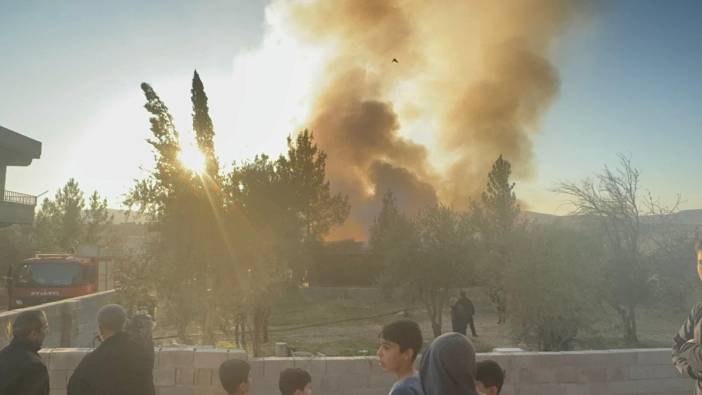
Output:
[
  {"xmin": 475, "ymin": 360, "xmax": 505, "ymax": 395},
  {"xmin": 279, "ymin": 367, "xmax": 312, "ymax": 395},
  {"xmin": 377, "ymin": 320, "xmax": 424, "ymax": 395},
  {"xmin": 219, "ymin": 359, "xmax": 250, "ymax": 395}
]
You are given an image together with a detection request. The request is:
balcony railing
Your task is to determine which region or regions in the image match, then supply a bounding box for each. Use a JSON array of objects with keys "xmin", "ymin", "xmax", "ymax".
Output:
[{"xmin": 2, "ymin": 190, "xmax": 37, "ymax": 206}]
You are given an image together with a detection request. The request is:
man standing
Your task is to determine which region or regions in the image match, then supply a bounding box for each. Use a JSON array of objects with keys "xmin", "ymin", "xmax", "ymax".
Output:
[
  {"xmin": 68, "ymin": 304, "xmax": 155, "ymax": 395},
  {"xmin": 0, "ymin": 310, "xmax": 50, "ymax": 395},
  {"xmin": 673, "ymin": 240, "xmax": 702, "ymax": 394},
  {"xmin": 458, "ymin": 291, "xmax": 478, "ymax": 337},
  {"xmin": 450, "ymin": 297, "xmax": 467, "ymax": 335}
]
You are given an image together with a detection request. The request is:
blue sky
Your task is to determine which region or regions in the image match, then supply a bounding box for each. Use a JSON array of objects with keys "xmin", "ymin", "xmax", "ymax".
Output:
[
  {"xmin": 532, "ymin": 0, "xmax": 702, "ymax": 212},
  {"xmin": 1, "ymin": 0, "xmax": 700, "ymax": 214}
]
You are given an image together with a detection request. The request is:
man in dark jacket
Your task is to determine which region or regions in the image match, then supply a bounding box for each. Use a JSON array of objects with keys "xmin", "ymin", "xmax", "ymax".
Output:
[
  {"xmin": 68, "ymin": 304, "xmax": 155, "ymax": 395},
  {"xmin": 458, "ymin": 291, "xmax": 478, "ymax": 337},
  {"xmin": 673, "ymin": 240, "xmax": 702, "ymax": 395},
  {"xmin": 0, "ymin": 310, "xmax": 50, "ymax": 395},
  {"xmin": 450, "ymin": 297, "xmax": 467, "ymax": 335}
]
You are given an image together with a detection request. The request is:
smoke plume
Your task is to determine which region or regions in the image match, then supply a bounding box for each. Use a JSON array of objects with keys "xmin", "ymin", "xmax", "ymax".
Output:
[{"xmin": 271, "ymin": 0, "xmax": 583, "ymax": 239}]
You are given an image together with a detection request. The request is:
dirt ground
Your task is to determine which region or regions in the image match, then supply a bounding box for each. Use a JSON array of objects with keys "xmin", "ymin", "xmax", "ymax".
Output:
[
  {"xmin": 1, "ymin": 285, "xmax": 686, "ymax": 355},
  {"xmin": 154, "ymin": 287, "xmax": 687, "ymax": 356}
]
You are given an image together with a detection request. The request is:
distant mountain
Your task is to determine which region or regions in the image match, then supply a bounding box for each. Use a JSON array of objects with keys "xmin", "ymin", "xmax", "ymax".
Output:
[
  {"xmin": 522, "ymin": 209, "xmax": 702, "ymax": 227},
  {"xmin": 521, "ymin": 211, "xmax": 560, "ymax": 223},
  {"xmin": 647, "ymin": 209, "xmax": 702, "ymax": 225}
]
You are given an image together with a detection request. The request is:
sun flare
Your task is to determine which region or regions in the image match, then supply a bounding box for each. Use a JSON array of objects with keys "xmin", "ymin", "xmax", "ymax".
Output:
[{"xmin": 179, "ymin": 143, "xmax": 207, "ymax": 175}]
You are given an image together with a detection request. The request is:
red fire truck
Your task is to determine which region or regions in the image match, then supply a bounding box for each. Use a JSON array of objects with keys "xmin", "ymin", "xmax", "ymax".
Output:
[{"xmin": 7, "ymin": 250, "xmax": 114, "ymax": 309}]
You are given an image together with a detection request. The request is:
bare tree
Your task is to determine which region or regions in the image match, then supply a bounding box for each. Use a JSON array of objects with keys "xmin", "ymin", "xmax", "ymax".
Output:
[{"xmin": 557, "ymin": 155, "xmax": 673, "ymax": 345}]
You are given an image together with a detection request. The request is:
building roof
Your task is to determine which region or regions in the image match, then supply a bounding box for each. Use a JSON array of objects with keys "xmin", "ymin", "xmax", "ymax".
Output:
[{"xmin": 0, "ymin": 125, "xmax": 42, "ymax": 166}]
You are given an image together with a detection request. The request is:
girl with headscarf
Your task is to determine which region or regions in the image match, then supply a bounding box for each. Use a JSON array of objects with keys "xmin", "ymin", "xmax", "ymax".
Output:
[{"xmin": 419, "ymin": 332, "xmax": 478, "ymax": 395}]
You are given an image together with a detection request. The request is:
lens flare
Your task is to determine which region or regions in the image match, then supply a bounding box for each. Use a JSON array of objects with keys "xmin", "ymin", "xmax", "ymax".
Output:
[{"xmin": 179, "ymin": 143, "xmax": 207, "ymax": 175}]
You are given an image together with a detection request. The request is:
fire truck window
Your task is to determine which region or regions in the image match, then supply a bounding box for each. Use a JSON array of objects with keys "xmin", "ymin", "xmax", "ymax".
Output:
[{"xmin": 23, "ymin": 263, "xmax": 82, "ymax": 287}]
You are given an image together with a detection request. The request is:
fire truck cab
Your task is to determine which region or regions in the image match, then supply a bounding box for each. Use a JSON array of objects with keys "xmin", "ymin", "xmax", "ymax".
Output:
[{"xmin": 7, "ymin": 250, "xmax": 113, "ymax": 309}]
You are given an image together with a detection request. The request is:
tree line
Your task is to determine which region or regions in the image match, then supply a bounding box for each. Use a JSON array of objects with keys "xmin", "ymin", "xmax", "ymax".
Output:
[
  {"xmin": 371, "ymin": 154, "xmax": 695, "ymax": 350},
  {"xmin": 1, "ymin": 71, "xmax": 696, "ymax": 354}
]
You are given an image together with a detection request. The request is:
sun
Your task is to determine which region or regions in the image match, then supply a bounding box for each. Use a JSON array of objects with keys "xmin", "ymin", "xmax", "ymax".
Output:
[{"xmin": 179, "ymin": 143, "xmax": 207, "ymax": 175}]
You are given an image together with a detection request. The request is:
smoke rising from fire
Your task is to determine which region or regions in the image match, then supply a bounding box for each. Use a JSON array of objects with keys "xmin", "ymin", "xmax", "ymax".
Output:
[{"xmin": 263, "ymin": 0, "xmax": 584, "ymax": 239}]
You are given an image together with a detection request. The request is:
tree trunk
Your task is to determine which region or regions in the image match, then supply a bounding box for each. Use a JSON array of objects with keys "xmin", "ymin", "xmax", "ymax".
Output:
[
  {"xmin": 234, "ymin": 315, "xmax": 240, "ymax": 347},
  {"xmin": 613, "ymin": 303, "xmax": 639, "ymax": 345},
  {"xmin": 252, "ymin": 305, "xmax": 265, "ymax": 357},
  {"xmin": 235, "ymin": 313, "xmax": 247, "ymax": 348},
  {"xmin": 624, "ymin": 305, "xmax": 638, "ymax": 345},
  {"xmin": 177, "ymin": 322, "xmax": 190, "ymax": 344},
  {"xmin": 425, "ymin": 292, "xmax": 443, "ymax": 337},
  {"xmin": 488, "ymin": 286, "xmax": 507, "ymax": 324},
  {"xmin": 201, "ymin": 310, "xmax": 215, "ymax": 345},
  {"xmin": 263, "ymin": 307, "xmax": 270, "ymax": 343}
]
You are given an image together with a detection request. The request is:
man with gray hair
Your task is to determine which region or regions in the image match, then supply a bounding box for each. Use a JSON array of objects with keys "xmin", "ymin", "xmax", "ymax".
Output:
[
  {"xmin": 67, "ymin": 304, "xmax": 155, "ymax": 394},
  {"xmin": 0, "ymin": 310, "xmax": 50, "ymax": 394}
]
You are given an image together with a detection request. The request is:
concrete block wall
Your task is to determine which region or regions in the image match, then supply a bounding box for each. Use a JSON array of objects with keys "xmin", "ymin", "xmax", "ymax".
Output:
[
  {"xmin": 0, "ymin": 290, "xmax": 116, "ymax": 348},
  {"xmin": 39, "ymin": 347, "xmax": 691, "ymax": 395},
  {"xmin": 484, "ymin": 349, "xmax": 690, "ymax": 395}
]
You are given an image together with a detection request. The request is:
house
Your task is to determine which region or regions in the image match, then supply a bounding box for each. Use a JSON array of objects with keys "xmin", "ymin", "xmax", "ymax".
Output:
[{"xmin": 0, "ymin": 125, "xmax": 42, "ymax": 227}]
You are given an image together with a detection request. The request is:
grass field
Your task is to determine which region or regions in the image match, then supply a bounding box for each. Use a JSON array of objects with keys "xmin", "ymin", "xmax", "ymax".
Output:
[
  {"xmin": 1, "ymin": 284, "xmax": 690, "ymax": 356},
  {"xmin": 153, "ymin": 286, "xmax": 691, "ymax": 356}
]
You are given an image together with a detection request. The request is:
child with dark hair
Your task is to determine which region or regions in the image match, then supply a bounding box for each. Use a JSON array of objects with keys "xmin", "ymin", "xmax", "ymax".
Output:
[
  {"xmin": 475, "ymin": 360, "xmax": 505, "ymax": 395},
  {"xmin": 279, "ymin": 367, "xmax": 312, "ymax": 395},
  {"xmin": 377, "ymin": 319, "xmax": 424, "ymax": 395},
  {"xmin": 219, "ymin": 359, "xmax": 250, "ymax": 395}
]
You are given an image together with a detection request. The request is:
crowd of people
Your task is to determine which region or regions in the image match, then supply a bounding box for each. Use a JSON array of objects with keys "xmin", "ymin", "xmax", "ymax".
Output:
[
  {"xmin": 0, "ymin": 300, "xmax": 501, "ymax": 395},
  {"xmin": 0, "ymin": 304, "xmax": 155, "ymax": 394},
  {"xmin": 218, "ymin": 319, "xmax": 504, "ymax": 395},
  {"xmin": 9, "ymin": 238, "xmax": 702, "ymax": 395}
]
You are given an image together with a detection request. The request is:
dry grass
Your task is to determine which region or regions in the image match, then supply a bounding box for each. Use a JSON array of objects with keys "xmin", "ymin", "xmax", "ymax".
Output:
[{"xmin": 153, "ymin": 287, "xmax": 691, "ymax": 356}]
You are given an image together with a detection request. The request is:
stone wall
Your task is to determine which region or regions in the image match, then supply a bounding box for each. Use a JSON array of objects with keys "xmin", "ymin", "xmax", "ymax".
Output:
[
  {"xmin": 0, "ymin": 290, "xmax": 116, "ymax": 349},
  {"xmin": 39, "ymin": 347, "xmax": 689, "ymax": 395}
]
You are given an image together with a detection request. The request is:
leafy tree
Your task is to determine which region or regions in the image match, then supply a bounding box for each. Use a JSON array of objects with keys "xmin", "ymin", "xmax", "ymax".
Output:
[
  {"xmin": 475, "ymin": 155, "xmax": 520, "ymax": 324},
  {"xmin": 34, "ymin": 179, "xmax": 112, "ymax": 252},
  {"xmin": 125, "ymin": 81, "xmax": 207, "ymax": 342},
  {"xmin": 125, "ymin": 74, "xmax": 287, "ymax": 354},
  {"xmin": 415, "ymin": 205, "xmax": 474, "ymax": 336},
  {"xmin": 191, "ymin": 70, "xmax": 220, "ymax": 179},
  {"xmin": 47, "ymin": 178, "xmax": 85, "ymax": 251},
  {"xmin": 644, "ymin": 220, "xmax": 696, "ymax": 309},
  {"xmin": 83, "ymin": 191, "xmax": 113, "ymax": 246},
  {"xmin": 373, "ymin": 201, "xmax": 475, "ymax": 336},
  {"xmin": 0, "ymin": 225, "xmax": 34, "ymax": 287},
  {"xmin": 223, "ymin": 154, "xmax": 298, "ymax": 351},
  {"xmin": 481, "ymin": 155, "xmax": 519, "ymax": 234},
  {"xmin": 506, "ymin": 223, "xmax": 601, "ymax": 351},
  {"xmin": 369, "ymin": 191, "xmax": 404, "ymax": 254},
  {"xmin": 370, "ymin": 190, "xmax": 416, "ymax": 294},
  {"xmin": 34, "ymin": 198, "xmax": 60, "ymax": 251},
  {"xmin": 277, "ymin": 130, "xmax": 349, "ymax": 281}
]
